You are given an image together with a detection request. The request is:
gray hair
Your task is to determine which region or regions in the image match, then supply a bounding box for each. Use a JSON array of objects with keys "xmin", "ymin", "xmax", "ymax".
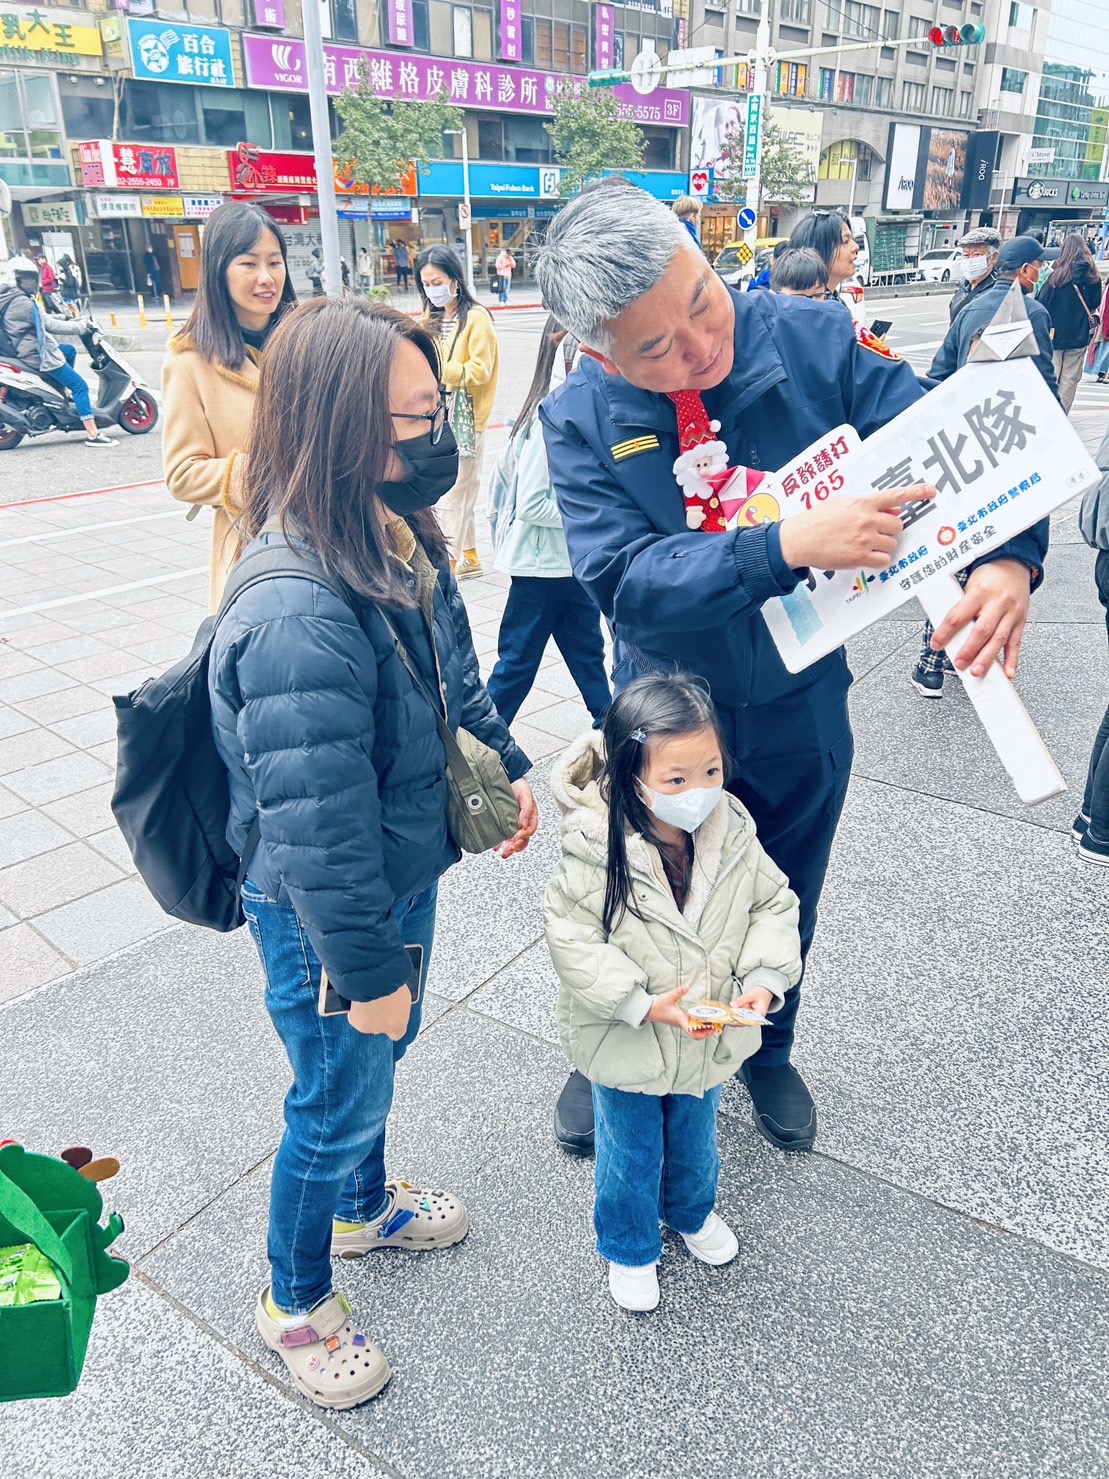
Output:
[
  {"xmin": 535, "ymin": 179, "xmax": 698, "ymax": 355},
  {"xmin": 771, "ymin": 247, "xmax": 829, "ymax": 294}
]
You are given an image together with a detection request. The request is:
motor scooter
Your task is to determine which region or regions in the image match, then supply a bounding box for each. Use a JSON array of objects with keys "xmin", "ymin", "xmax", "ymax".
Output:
[{"xmin": 0, "ymin": 324, "xmax": 158, "ymax": 451}]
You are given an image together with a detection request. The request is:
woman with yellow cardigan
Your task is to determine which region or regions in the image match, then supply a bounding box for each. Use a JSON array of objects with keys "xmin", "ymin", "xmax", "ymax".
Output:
[
  {"xmin": 416, "ymin": 246, "xmax": 500, "ymax": 578},
  {"xmin": 162, "ymin": 202, "xmax": 297, "ymax": 609}
]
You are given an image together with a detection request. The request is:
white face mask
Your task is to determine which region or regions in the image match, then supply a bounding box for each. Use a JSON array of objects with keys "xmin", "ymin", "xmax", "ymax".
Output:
[
  {"xmin": 424, "ymin": 282, "xmax": 457, "ymax": 309},
  {"xmin": 961, "ymin": 254, "xmax": 991, "ymax": 282},
  {"xmin": 638, "ymin": 781, "xmax": 723, "ymax": 834}
]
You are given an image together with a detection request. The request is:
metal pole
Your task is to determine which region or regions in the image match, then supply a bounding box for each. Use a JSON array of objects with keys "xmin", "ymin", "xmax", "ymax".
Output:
[
  {"xmin": 847, "ymin": 153, "xmax": 858, "ymax": 218},
  {"xmin": 743, "ymin": 8, "xmax": 770, "ymax": 249},
  {"xmin": 302, "ymin": 0, "xmax": 342, "ymax": 296},
  {"xmin": 461, "ymin": 126, "xmax": 475, "ymax": 293}
]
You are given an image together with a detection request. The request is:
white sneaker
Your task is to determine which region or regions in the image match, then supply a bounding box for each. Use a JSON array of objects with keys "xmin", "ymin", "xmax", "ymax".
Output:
[
  {"xmin": 607, "ymin": 1261, "xmax": 660, "ymax": 1312},
  {"xmin": 681, "ymin": 1211, "xmax": 739, "ymax": 1267},
  {"xmin": 85, "ymin": 432, "xmax": 117, "ymax": 446}
]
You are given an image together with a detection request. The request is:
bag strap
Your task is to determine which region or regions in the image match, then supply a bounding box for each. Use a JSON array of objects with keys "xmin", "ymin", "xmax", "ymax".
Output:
[
  {"xmin": 0, "ymin": 1165, "xmax": 75, "ymax": 1285},
  {"xmin": 375, "ymin": 607, "xmax": 482, "ymax": 787},
  {"xmin": 214, "ymin": 534, "xmax": 356, "ymax": 884},
  {"xmin": 1073, "ymin": 283, "xmax": 1099, "ymax": 330}
]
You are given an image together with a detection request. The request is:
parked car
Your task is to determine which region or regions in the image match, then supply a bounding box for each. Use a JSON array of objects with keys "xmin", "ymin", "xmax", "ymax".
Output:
[
  {"xmin": 838, "ymin": 274, "xmax": 867, "ymax": 327},
  {"xmin": 713, "ymin": 237, "xmax": 786, "ymax": 288},
  {"xmin": 917, "ymin": 247, "xmax": 963, "ymax": 283}
]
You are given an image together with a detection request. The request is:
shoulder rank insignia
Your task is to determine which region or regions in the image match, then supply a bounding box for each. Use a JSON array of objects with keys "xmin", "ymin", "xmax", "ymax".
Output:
[
  {"xmin": 611, "ymin": 434, "xmax": 661, "ymax": 461},
  {"xmin": 855, "ymin": 323, "xmax": 900, "ymax": 360}
]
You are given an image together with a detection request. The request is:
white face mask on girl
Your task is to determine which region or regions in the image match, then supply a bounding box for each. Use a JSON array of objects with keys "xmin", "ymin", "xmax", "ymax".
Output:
[
  {"xmin": 638, "ymin": 780, "xmax": 724, "ymax": 833},
  {"xmin": 961, "ymin": 255, "xmax": 991, "ymax": 282},
  {"xmin": 424, "ymin": 282, "xmax": 457, "ymax": 308}
]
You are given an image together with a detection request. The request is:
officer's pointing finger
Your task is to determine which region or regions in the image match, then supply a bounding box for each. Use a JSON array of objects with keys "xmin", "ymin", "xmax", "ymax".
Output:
[{"xmin": 862, "ymin": 483, "xmax": 937, "ymax": 509}]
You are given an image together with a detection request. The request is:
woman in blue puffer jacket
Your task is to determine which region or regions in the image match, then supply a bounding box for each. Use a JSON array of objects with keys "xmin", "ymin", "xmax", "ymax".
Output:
[{"xmin": 208, "ymin": 297, "xmax": 536, "ymax": 1410}]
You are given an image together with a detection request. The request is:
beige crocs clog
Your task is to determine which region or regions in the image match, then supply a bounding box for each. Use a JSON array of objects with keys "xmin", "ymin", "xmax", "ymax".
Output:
[
  {"xmin": 255, "ymin": 1289, "xmax": 391, "ymax": 1410},
  {"xmin": 332, "ymin": 1179, "xmax": 470, "ymax": 1258}
]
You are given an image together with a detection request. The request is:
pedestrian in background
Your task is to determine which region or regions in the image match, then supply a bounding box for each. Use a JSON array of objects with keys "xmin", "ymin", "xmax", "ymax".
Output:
[
  {"xmin": 671, "ymin": 195, "xmax": 703, "ymax": 247},
  {"xmin": 787, "ymin": 209, "xmax": 858, "ymax": 307},
  {"xmin": 544, "ymin": 674, "xmax": 801, "ymax": 1311},
  {"xmin": 416, "ymin": 244, "xmax": 500, "ymax": 578},
  {"xmin": 210, "ymin": 296, "xmax": 535, "ymax": 1410},
  {"xmin": 162, "ymin": 201, "xmax": 296, "ymax": 609},
  {"xmin": 770, "ymin": 246, "xmax": 829, "ymax": 299},
  {"xmin": 1037, "ymin": 232, "xmax": 1103, "ymax": 413},
  {"xmin": 307, "ymin": 245, "xmax": 324, "ymax": 296},
  {"xmin": 1088, "ymin": 284, "xmax": 1109, "ymax": 382},
  {"xmin": 495, "ymin": 246, "xmax": 516, "ymax": 304},
  {"xmin": 358, "ymin": 247, "xmax": 371, "ymax": 294},
  {"xmin": 486, "ymin": 316, "xmax": 610, "ymax": 727},
  {"xmin": 947, "ymin": 227, "xmax": 1001, "ymax": 324},
  {"xmin": 393, "ymin": 237, "xmax": 411, "ymax": 290},
  {"xmin": 1075, "ymin": 429, "xmax": 1109, "ymax": 866}
]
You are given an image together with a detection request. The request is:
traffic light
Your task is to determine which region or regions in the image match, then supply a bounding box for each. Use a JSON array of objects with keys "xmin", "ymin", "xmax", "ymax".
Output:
[
  {"xmin": 927, "ymin": 22, "xmax": 987, "ymax": 45},
  {"xmin": 588, "ymin": 69, "xmax": 631, "ymax": 86}
]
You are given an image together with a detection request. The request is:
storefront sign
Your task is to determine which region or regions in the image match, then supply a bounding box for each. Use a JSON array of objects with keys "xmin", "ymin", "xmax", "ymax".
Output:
[
  {"xmin": 183, "ymin": 194, "xmax": 224, "ymax": 219},
  {"xmin": 22, "ymin": 200, "xmax": 80, "ymax": 227},
  {"xmin": 79, "ymin": 141, "xmax": 180, "ymax": 191},
  {"xmin": 127, "ymin": 19, "xmax": 233, "ymax": 87},
  {"xmin": 252, "ymin": 0, "xmax": 286, "ymax": 28},
  {"xmin": 92, "ymin": 193, "xmax": 142, "ymax": 218},
  {"xmin": 593, "ymin": 3, "xmax": 614, "ymax": 71},
  {"xmin": 419, "ymin": 161, "xmax": 557, "ymax": 200},
  {"xmin": 0, "ymin": 6, "xmax": 102, "ymax": 59},
  {"xmin": 1011, "ymin": 176, "xmax": 1064, "ymax": 207},
  {"xmin": 742, "ymin": 96, "xmax": 762, "ymax": 179},
  {"xmin": 962, "ymin": 130, "xmax": 999, "ymax": 211},
  {"xmin": 99, "ymin": 15, "xmax": 125, "ymax": 64},
  {"xmin": 241, "ymin": 33, "xmax": 690, "ymax": 127},
  {"xmin": 141, "ymin": 195, "xmax": 185, "ymax": 218},
  {"xmin": 387, "ymin": 0, "xmax": 413, "ymax": 48},
  {"xmin": 499, "ymin": 0, "xmax": 521, "ymax": 63},
  {"xmin": 1068, "ymin": 180, "xmax": 1109, "ymax": 207},
  {"xmin": 884, "ymin": 123, "xmax": 922, "ymax": 212},
  {"xmin": 227, "ymin": 145, "xmax": 417, "ymax": 197}
]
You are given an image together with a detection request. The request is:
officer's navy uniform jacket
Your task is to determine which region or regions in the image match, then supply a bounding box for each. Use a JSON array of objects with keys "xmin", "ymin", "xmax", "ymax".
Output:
[{"xmin": 540, "ymin": 286, "xmax": 1048, "ymax": 1062}]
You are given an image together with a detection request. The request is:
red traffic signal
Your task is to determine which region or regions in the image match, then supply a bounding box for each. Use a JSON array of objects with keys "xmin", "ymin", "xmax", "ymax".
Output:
[{"xmin": 928, "ymin": 21, "xmax": 986, "ymax": 44}]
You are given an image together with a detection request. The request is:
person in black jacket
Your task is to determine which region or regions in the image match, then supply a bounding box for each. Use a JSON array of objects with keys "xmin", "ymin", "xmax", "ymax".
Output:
[
  {"xmin": 1037, "ymin": 232, "xmax": 1104, "ymax": 413},
  {"xmin": 209, "ymin": 297, "xmax": 536, "ymax": 1409},
  {"xmin": 946, "ymin": 227, "xmax": 1001, "ymax": 324}
]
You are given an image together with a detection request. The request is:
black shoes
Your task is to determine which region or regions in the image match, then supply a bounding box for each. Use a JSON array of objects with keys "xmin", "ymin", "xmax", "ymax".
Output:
[
  {"xmin": 910, "ymin": 663, "xmax": 944, "ymax": 698},
  {"xmin": 739, "ymin": 1062, "xmax": 817, "ymax": 1152},
  {"xmin": 554, "ymin": 1070, "xmax": 595, "ymax": 1156}
]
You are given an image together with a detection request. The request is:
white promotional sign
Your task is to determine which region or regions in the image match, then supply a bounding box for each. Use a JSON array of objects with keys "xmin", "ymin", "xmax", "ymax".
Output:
[
  {"xmin": 23, "ymin": 202, "xmax": 79, "ymax": 228},
  {"xmin": 758, "ymin": 358, "xmax": 1098, "ymax": 671},
  {"xmin": 665, "ymin": 45, "xmax": 717, "ymax": 88},
  {"xmin": 884, "ymin": 123, "xmax": 920, "ymax": 212}
]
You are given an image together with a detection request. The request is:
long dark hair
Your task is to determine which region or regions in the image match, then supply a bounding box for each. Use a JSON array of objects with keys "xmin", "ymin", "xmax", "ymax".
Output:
[
  {"xmin": 239, "ymin": 298, "xmax": 448, "ymax": 605},
  {"xmin": 415, "ymin": 244, "xmax": 480, "ymax": 333},
  {"xmin": 599, "ymin": 673, "xmax": 728, "ymax": 934},
  {"xmin": 1049, "ymin": 232, "xmax": 1098, "ymax": 289},
  {"xmin": 515, "ymin": 313, "xmax": 574, "ymax": 431},
  {"xmin": 180, "ymin": 202, "xmax": 297, "ymax": 370},
  {"xmin": 788, "ymin": 209, "xmax": 849, "ymax": 273}
]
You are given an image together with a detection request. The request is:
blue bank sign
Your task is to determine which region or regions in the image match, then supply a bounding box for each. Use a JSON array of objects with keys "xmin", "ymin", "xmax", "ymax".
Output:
[
  {"xmin": 417, "ymin": 162, "xmax": 687, "ymax": 202},
  {"xmin": 127, "ymin": 20, "xmax": 234, "ymax": 87}
]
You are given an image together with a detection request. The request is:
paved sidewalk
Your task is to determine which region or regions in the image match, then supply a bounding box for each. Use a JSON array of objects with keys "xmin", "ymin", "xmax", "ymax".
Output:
[{"xmin": 1, "ymin": 460, "xmax": 1107, "ymax": 1475}]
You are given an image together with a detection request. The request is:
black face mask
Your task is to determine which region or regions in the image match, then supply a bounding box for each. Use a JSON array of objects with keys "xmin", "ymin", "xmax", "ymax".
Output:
[{"xmin": 377, "ymin": 426, "xmax": 459, "ymax": 516}]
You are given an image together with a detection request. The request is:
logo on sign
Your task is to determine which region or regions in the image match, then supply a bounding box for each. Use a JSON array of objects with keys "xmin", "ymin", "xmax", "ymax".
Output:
[
  {"xmin": 1026, "ymin": 180, "xmax": 1059, "ymax": 201},
  {"xmin": 272, "ymin": 43, "xmax": 298, "ymax": 72},
  {"xmin": 539, "ymin": 168, "xmax": 559, "ymax": 197},
  {"xmin": 138, "ymin": 31, "xmax": 175, "ymax": 74},
  {"xmin": 690, "ymin": 171, "xmax": 709, "ymax": 197}
]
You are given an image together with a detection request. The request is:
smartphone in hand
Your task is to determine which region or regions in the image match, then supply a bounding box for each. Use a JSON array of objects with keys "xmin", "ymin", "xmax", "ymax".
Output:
[{"xmin": 318, "ymin": 945, "xmax": 424, "ymax": 1017}]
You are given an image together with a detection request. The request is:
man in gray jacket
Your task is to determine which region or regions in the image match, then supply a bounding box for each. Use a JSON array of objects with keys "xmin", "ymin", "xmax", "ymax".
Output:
[{"xmin": 0, "ymin": 256, "xmax": 116, "ymax": 445}]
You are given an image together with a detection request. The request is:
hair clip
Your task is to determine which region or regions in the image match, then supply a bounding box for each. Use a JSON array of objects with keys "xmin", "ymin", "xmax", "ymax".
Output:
[{"xmin": 629, "ymin": 728, "xmax": 646, "ymax": 743}]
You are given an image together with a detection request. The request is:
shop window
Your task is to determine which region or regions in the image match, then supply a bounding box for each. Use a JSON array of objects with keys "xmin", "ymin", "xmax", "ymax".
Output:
[
  {"xmin": 505, "ymin": 115, "xmax": 552, "ymax": 163},
  {"xmin": 413, "ymin": 0, "xmax": 430, "ymax": 50},
  {"xmin": 2, "ymin": 70, "xmax": 61, "ymax": 160},
  {"xmin": 1000, "ymin": 67, "xmax": 1026, "ymax": 94},
  {"xmin": 779, "ymin": 0, "xmax": 812, "ymax": 21},
  {"xmin": 883, "ymin": 9, "xmax": 899, "ymax": 37},
  {"xmin": 959, "ymin": 89, "xmax": 973, "ymax": 117},
  {"xmin": 837, "ymin": 71, "xmax": 855, "ymax": 102},
  {"xmin": 931, "ymin": 86, "xmax": 954, "ymax": 115},
  {"xmin": 640, "ymin": 125, "xmax": 675, "ymax": 171},
  {"xmin": 478, "ymin": 116, "xmax": 503, "ymax": 157},
  {"xmin": 908, "ymin": 15, "xmax": 931, "ymax": 37},
  {"xmin": 59, "ymin": 77, "xmax": 115, "ymax": 142},
  {"xmin": 534, "ymin": 20, "xmax": 587, "ymax": 74},
  {"xmin": 122, "ymin": 80, "xmax": 201, "ymax": 144},
  {"xmin": 774, "ymin": 60, "xmax": 807, "ymax": 96},
  {"xmin": 0, "ymin": 73, "xmax": 24, "ymax": 160},
  {"xmin": 521, "ymin": 14, "xmax": 534, "ymax": 63},
  {"xmin": 901, "ymin": 80, "xmax": 926, "ymax": 112},
  {"xmin": 453, "ymin": 5, "xmax": 473, "ymax": 57},
  {"xmin": 854, "ymin": 74, "xmax": 873, "ymax": 106},
  {"xmin": 200, "ymin": 88, "xmax": 250, "ymax": 148},
  {"xmin": 332, "ymin": 0, "xmax": 358, "ymax": 41},
  {"xmin": 819, "ymin": 67, "xmax": 834, "ymax": 101},
  {"xmin": 473, "ymin": 6, "xmax": 493, "ymax": 60},
  {"xmin": 875, "ymin": 76, "xmax": 893, "ymax": 108}
]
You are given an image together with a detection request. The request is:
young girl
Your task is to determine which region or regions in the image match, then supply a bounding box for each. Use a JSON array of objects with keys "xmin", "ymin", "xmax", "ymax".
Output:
[{"xmin": 544, "ymin": 674, "xmax": 801, "ymax": 1312}]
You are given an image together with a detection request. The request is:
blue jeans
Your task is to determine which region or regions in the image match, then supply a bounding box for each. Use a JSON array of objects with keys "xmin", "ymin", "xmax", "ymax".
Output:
[
  {"xmin": 44, "ymin": 342, "xmax": 93, "ymax": 422},
  {"xmin": 1082, "ymin": 549, "xmax": 1109, "ymax": 843},
  {"xmin": 241, "ymin": 878, "xmax": 438, "ymax": 1314},
  {"xmin": 498, "ymin": 277, "xmax": 510, "ymax": 304},
  {"xmin": 487, "ymin": 575, "xmax": 610, "ymax": 727},
  {"xmin": 592, "ymin": 1084, "xmax": 720, "ymax": 1267}
]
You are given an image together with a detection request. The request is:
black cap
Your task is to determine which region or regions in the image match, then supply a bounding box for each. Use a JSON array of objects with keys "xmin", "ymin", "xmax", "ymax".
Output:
[{"xmin": 997, "ymin": 235, "xmax": 1048, "ymax": 271}]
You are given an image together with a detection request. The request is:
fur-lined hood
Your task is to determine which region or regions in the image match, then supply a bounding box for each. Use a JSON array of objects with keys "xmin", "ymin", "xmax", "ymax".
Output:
[
  {"xmin": 549, "ymin": 729, "xmax": 755, "ymax": 930},
  {"xmin": 167, "ymin": 330, "xmax": 260, "ymax": 389}
]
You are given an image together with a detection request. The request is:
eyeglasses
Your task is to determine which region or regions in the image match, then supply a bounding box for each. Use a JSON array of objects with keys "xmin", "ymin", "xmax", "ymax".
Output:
[{"xmin": 393, "ymin": 396, "xmax": 447, "ymax": 444}]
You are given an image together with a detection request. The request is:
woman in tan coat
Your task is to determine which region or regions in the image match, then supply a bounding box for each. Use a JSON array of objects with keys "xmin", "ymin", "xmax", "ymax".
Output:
[
  {"xmin": 416, "ymin": 245, "xmax": 499, "ymax": 579},
  {"xmin": 162, "ymin": 202, "xmax": 297, "ymax": 609}
]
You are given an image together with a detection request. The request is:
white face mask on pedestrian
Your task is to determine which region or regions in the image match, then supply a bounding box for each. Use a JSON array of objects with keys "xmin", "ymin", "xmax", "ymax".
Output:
[
  {"xmin": 961, "ymin": 255, "xmax": 992, "ymax": 282},
  {"xmin": 638, "ymin": 780, "xmax": 723, "ymax": 833},
  {"xmin": 424, "ymin": 282, "xmax": 457, "ymax": 308}
]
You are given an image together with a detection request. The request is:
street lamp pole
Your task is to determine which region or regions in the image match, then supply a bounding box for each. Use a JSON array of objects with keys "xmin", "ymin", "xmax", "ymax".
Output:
[
  {"xmin": 448, "ymin": 126, "xmax": 476, "ymax": 293},
  {"xmin": 302, "ymin": 0, "xmax": 342, "ymax": 296}
]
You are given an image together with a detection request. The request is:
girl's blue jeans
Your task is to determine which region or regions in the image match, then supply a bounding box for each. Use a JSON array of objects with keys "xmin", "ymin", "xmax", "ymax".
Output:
[
  {"xmin": 241, "ymin": 877, "xmax": 438, "ymax": 1314},
  {"xmin": 591, "ymin": 1083, "xmax": 721, "ymax": 1267}
]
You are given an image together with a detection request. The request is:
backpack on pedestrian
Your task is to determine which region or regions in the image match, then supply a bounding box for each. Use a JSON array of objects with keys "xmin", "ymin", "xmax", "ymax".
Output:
[
  {"xmin": 110, "ymin": 545, "xmax": 347, "ymax": 932},
  {"xmin": 1078, "ymin": 424, "xmax": 1109, "ymax": 551},
  {"xmin": 0, "ymin": 288, "xmax": 21, "ymax": 360}
]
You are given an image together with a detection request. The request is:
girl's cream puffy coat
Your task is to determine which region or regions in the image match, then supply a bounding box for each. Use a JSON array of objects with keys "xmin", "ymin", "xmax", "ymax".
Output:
[{"xmin": 544, "ymin": 733, "xmax": 802, "ymax": 1099}]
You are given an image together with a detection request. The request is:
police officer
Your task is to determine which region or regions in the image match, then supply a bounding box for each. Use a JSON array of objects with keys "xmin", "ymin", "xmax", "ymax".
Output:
[
  {"xmin": 536, "ymin": 182, "xmax": 1046, "ymax": 1155},
  {"xmin": 947, "ymin": 227, "xmax": 1002, "ymax": 325}
]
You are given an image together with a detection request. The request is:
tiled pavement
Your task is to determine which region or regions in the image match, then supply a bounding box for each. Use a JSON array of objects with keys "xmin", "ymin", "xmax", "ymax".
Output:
[{"xmin": 2, "ymin": 455, "xmax": 1108, "ymax": 1476}]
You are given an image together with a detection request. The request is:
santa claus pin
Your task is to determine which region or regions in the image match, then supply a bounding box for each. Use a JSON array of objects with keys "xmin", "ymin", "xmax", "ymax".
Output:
[{"xmin": 667, "ymin": 390, "xmax": 781, "ymax": 533}]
